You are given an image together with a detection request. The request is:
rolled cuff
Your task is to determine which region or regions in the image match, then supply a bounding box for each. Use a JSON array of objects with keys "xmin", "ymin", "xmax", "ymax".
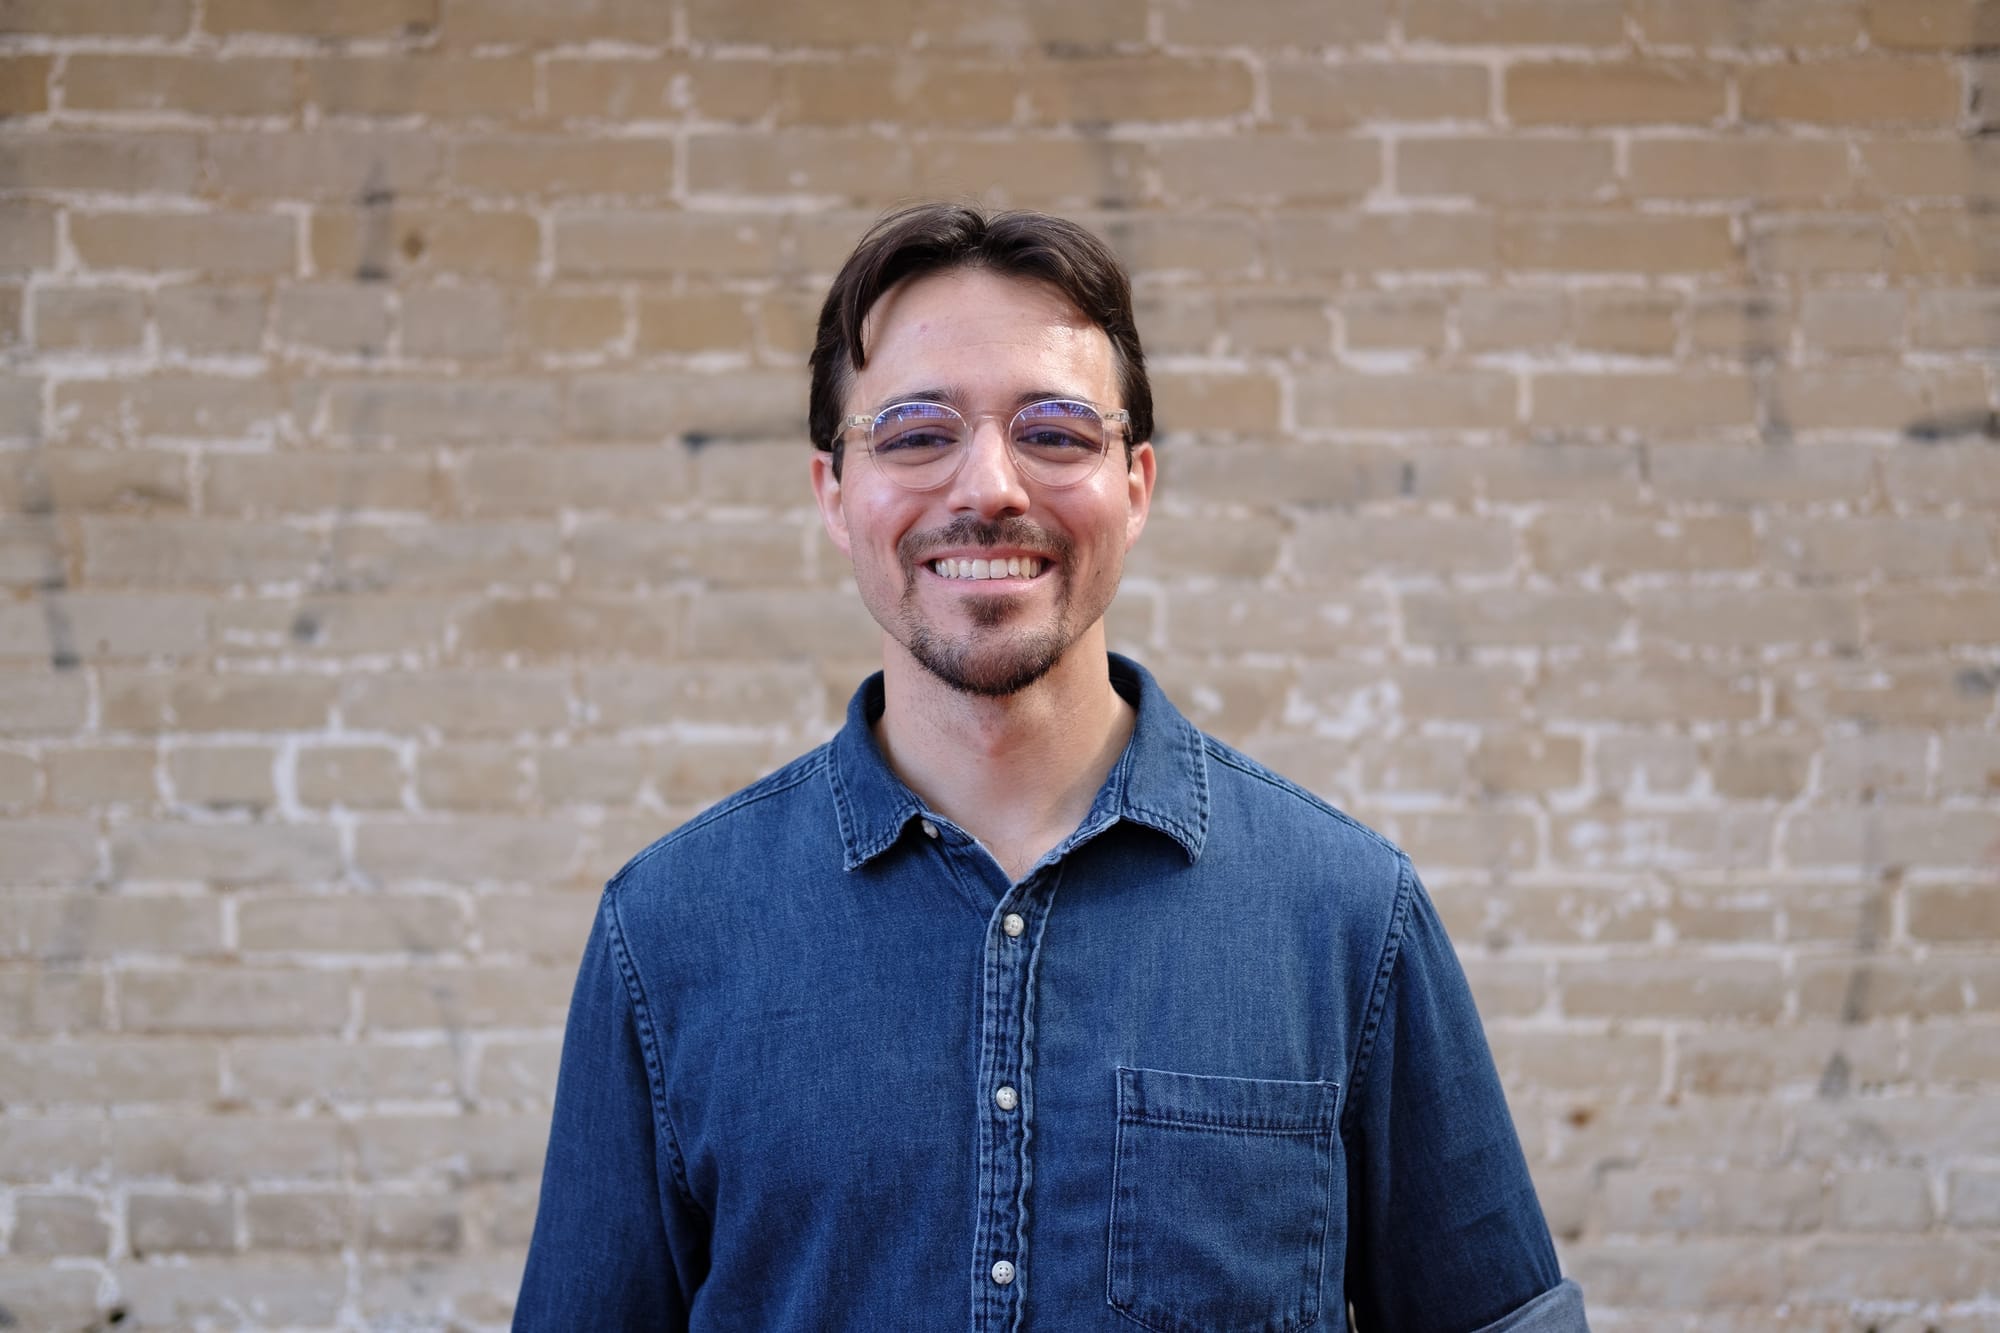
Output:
[{"xmin": 1471, "ymin": 1278, "xmax": 1589, "ymax": 1333}]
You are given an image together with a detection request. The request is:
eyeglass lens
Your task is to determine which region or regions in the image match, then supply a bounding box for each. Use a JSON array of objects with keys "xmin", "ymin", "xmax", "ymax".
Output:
[{"xmin": 869, "ymin": 400, "xmax": 1110, "ymax": 489}]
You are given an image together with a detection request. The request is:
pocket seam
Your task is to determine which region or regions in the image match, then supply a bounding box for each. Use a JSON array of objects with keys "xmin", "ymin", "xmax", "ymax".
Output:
[{"xmin": 1108, "ymin": 1068, "xmax": 1339, "ymax": 1333}]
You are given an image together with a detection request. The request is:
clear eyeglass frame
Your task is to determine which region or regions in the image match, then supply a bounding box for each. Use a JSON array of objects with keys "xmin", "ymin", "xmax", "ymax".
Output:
[{"xmin": 840, "ymin": 398, "xmax": 1131, "ymax": 492}]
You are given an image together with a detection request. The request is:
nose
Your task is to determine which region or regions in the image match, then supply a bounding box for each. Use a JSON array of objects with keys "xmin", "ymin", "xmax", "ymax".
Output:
[{"xmin": 944, "ymin": 415, "xmax": 1030, "ymax": 518}]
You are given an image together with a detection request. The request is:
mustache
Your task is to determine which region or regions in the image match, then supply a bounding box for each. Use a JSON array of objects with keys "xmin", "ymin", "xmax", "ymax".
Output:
[{"xmin": 898, "ymin": 515, "xmax": 1072, "ymax": 566}]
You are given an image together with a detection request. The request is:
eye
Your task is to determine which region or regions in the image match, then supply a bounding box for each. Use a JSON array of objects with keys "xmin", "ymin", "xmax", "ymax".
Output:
[
  {"xmin": 1014, "ymin": 402, "xmax": 1106, "ymax": 457},
  {"xmin": 873, "ymin": 404, "xmax": 963, "ymax": 456}
]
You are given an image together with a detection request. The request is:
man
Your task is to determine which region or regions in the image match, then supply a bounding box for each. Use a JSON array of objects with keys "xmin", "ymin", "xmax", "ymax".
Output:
[{"xmin": 515, "ymin": 204, "xmax": 1588, "ymax": 1331}]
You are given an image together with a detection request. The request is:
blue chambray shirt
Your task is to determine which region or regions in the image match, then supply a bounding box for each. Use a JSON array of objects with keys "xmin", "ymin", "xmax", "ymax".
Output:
[{"xmin": 516, "ymin": 655, "xmax": 1588, "ymax": 1332}]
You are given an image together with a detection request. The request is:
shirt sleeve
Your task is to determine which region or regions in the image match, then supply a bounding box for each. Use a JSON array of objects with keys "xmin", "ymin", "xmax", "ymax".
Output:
[
  {"xmin": 513, "ymin": 890, "xmax": 708, "ymax": 1329},
  {"xmin": 1341, "ymin": 858, "xmax": 1589, "ymax": 1332}
]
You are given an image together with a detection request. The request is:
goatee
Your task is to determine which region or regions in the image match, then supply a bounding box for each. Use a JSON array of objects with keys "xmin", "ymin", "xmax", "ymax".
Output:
[{"xmin": 897, "ymin": 515, "xmax": 1075, "ymax": 698}]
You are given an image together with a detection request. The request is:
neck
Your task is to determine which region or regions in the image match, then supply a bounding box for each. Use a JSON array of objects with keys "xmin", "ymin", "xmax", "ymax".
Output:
[{"xmin": 872, "ymin": 630, "xmax": 1133, "ymax": 883}]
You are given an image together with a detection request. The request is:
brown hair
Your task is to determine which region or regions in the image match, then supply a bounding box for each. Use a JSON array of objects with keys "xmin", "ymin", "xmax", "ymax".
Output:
[{"xmin": 807, "ymin": 203, "xmax": 1153, "ymax": 479}]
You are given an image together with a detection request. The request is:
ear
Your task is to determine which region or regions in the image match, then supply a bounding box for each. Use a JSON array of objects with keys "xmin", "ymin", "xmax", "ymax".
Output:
[
  {"xmin": 811, "ymin": 450, "xmax": 852, "ymax": 557},
  {"xmin": 1123, "ymin": 441, "xmax": 1155, "ymax": 551}
]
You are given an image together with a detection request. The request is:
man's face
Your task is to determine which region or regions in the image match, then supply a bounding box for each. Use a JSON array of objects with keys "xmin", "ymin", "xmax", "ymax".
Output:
[{"xmin": 812, "ymin": 266, "xmax": 1154, "ymax": 698}]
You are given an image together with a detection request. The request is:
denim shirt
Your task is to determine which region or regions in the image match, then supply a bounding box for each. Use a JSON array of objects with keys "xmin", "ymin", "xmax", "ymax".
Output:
[{"xmin": 516, "ymin": 655, "xmax": 1588, "ymax": 1332}]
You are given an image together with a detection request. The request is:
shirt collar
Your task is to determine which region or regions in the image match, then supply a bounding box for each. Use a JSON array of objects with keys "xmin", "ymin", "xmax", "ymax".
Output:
[{"xmin": 826, "ymin": 652, "xmax": 1210, "ymax": 871}]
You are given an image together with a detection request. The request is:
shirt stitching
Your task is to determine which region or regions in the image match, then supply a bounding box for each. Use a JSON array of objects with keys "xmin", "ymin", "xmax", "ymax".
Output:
[
  {"xmin": 1339, "ymin": 852, "xmax": 1417, "ymax": 1143},
  {"xmin": 604, "ymin": 891, "xmax": 707, "ymax": 1223}
]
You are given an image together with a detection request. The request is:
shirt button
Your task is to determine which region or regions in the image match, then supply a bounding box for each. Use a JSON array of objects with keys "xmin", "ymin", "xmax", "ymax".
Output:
[
  {"xmin": 920, "ymin": 819, "xmax": 938, "ymax": 839},
  {"xmin": 994, "ymin": 1085, "xmax": 1019, "ymax": 1111},
  {"xmin": 991, "ymin": 1259, "xmax": 1016, "ymax": 1286},
  {"xmin": 1002, "ymin": 913, "xmax": 1025, "ymax": 938}
]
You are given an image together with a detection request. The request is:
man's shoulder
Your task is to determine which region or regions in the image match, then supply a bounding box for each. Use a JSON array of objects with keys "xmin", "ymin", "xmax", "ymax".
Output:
[
  {"xmin": 1195, "ymin": 730, "xmax": 1409, "ymax": 876},
  {"xmin": 605, "ymin": 740, "xmax": 835, "ymax": 895}
]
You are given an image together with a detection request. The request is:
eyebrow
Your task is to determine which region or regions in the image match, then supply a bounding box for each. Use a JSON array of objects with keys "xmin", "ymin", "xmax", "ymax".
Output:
[{"xmin": 867, "ymin": 386, "xmax": 1091, "ymax": 416}]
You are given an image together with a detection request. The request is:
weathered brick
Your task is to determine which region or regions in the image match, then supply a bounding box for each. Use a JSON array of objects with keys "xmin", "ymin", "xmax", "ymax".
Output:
[
  {"xmin": 309, "ymin": 377, "xmax": 560, "ymax": 442},
  {"xmin": 1502, "ymin": 215, "xmax": 1737, "ymax": 272},
  {"xmin": 361, "ymin": 963, "xmax": 571, "ymax": 1030},
  {"xmin": 1744, "ymin": 59, "xmax": 1964, "ymax": 126},
  {"xmin": 1019, "ymin": 56, "xmax": 1254, "ymax": 124},
  {"xmin": 1648, "ymin": 442, "xmax": 1878, "ymax": 505},
  {"xmin": 444, "ymin": 0, "xmax": 674, "ymax": 44},
  {"xmin": 204, "ymin": 452, "xmax": 442, "ymax": 516},
  {"xmin": 634, "ymin": 290, "xmax": 756, "ymax": 354},
  {"xmin": 354, "ymin": 817, "xmax": 584, "ymax": 883},
  {"xmin": 205, "ymin": 131, "xmax": 442, "ymax": 200},
  {"xmin": 116, "ymin": 1258, "xmax": 346, "ymax": 1324},
  {"xmin": 1297, "ymin": 370, "xmax": 1515, "ymax": 430},
  {"xmin": 451, "ymin": 594, "xmax": 682, "ymax": 659},
  {"xmin": 451, "ymin": 134, "xmax": 677, "ymax": 197},
  {"xmin": 1405, "ymin": 0, "xmax": 1626, "ymax": 44},
  {"xmin": 454, "ymin": 445, "xmax": 690, "ymax": 515},
  {"xmin": 0, "ymin": 1035, "xmax": 217, "ymax": 1101},
  {"xmin": 339, "ymin": 670, "xmax": 569, "ymax": 735},
  {"xmin": 1628, "ymin": 138, "xmax": 1852, "ymax": 201},
  {"xmin": 0, "ymin": 819, "xmax": 101, "ymax": 884},
  {"xmin": 1289, "ymin": 514, "xmax": 1515, "ymax": 576},
  {"xmin": 1706, "ymin": 734, "xmax": 1814, "ymax": 799},
  {"xmin": 552, "ymin": 211, "xmax": 781, "ymax": 278},
  {"xmin": 401, "ymin": 284, "xmax": 508, "ymax": 360},
  {"xmin": 1784, "ymin": 808, "xmax": 2000, "ymax": 868},
  {"xmin": 0, "ymin": 0, "xmax": 193, "ymax": 35},
  {"xmin": 1271, "ymin": 212, "xmax": 1498, "ymax": 274},
  {"xmin": 247, "ymin": 1190, "xmax": 350, "ymax": 1251},
  {"xmin": 1631, "ymin": 0, "xmax": 1862, "ymax": 48},
  {"xmin": 63, "ymin": 55, "xmax": 295, "ymax": 116},
  {"xmin": 1865, "ymin": 0, "xmax": 2000, "ymax": 50},
  {"xmin": 1400, "ymin": 137, "xmax": 1615, "ymax": 203},
  {"xmin": 12, "ymin": 1194, "xmax": 111, "ymax": 1256},
  {"xmin": 307, "ymin": 55, "xmax": 533, "ymax": 118},
  {"xmin": 206, "ymin": 0, "xmax": 436, "ymax": 36},
  {"xmin": 70, "ymin": 211, "xmax": 295, "ymax": 277},
  {"xmin": 365, "ymin": 1192, "xmax": 463, "ymax": 1250},
  {"xmin": 239, "ymin": 893, "xmax": 464, "ymax": 954},
  {"xmin": 474, "ymin": 892, "xmax": 597, "ymax": 960},
  {"xmin": 1165, "ymin": 585, "xmax": 1394, "ymax": 656},
  {"xmin": 1560, "ymin": 958, "xmax": 1783, "ymax": 1019},
  {"xmin": 157, "ymin": 284, "xmax": 269, "ymax": 354},
  {"xmin": 0, "ymin": 132, "xmax": 200, "ymax": 192},
  {"xmin": 120, "ymin": 970, "xmax": 350, "ymax": 1037},
  {"xmin": 913, "ymin": 136, "xmax": 1148, "ymax": 208},
  {"xmin": 32, "ymin": 286, "xmax": 146, "ymax": 352},
  {"xmin": 1941, "ymin": 732, "xmax": 2000, "ymax": 796},
  {"xmin": 0, "ymin": 201, "xmax": 56, "ymax": 272},
  {"xmin": 102, "ymin": 672, "xmax": 336, "ymax": 732},
  {"xmin": 1798, "ymin": 288, "xmax": 1907, "ymax": 354},
  {"xmin": 1598, "ymin": 1167, "xmax": 1822, "ymax": 1234},
  {"xmin": 109, "ymin": 824, "xmax": 342, "ymax": 884},
  {"xmin": 567, "ymin": 370, "xmax": 804, "ymax": 440},
  {"xmin": 1634, "ymin": 588, "xmax": 1860, "ymax": 648},
  {"xmin": 274, "ymin": 283, "xmax": 392, "ymax": 354},
  {"xmin": 691, "ymin": 131, "xmax": 915, "ymax": 202},
  {"xmin": 1868, "ymin": 587, "xmax": 2000, "ymax": 649},
  {"xmin": 1539, "ymin": 659, "xmax": 1761, "ymax": 723},
  {"xmin": 416, "ymin": 743, "xmax": 528, "ymax": 809},
  {"xmin": 313, "ymin": 206, "xmax": 539, "ymax": 279},
  {"xmin": 1529, "ymin": 514, "xmax": 1755, "ymax": 576},
  {"xmin": 56, "ymin": 377, "xmax": 290, "ymax": 444},
  {"xmin": 229, "ymin": 1038, "xmax": 457, "ymax": 1102},
  {"xmin": 1268, "ymin": 62, "xmax": 1488, "ymax": 126},
  {"xmin": 1507, "ymin": 61, "xmax": 1726, "ymax": 124}
]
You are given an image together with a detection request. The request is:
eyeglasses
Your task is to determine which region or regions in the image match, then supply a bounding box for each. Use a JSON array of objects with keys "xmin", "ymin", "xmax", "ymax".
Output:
[{"xmin": 840, "ymin": 398, "xmax": 1130, "ymax": 491}]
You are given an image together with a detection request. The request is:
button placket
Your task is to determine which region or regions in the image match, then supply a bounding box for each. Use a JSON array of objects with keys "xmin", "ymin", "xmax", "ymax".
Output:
[{"xmin": 971, "ymin": 885, "xmax": 1044, "ymax": 1327}]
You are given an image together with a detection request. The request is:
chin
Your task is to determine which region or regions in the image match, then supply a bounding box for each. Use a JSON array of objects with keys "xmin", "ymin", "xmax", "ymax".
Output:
[{"xmin": 903, "ymin": 624, "xmax": 1071, "ymax": 698}]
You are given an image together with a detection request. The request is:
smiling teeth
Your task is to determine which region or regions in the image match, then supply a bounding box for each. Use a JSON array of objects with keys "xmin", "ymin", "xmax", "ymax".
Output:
[{"xmin": 931, "ymin": 557, "xmax": 1043, "ymax": 580}]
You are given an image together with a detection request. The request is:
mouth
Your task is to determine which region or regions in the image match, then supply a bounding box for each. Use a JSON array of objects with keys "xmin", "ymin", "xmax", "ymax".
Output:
[{"xmin": 927, "ymin": 555, "xmax": 1047, "ymax": 582}]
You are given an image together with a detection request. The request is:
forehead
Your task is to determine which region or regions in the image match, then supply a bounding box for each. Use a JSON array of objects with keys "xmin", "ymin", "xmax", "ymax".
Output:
[{"xmin": 851, "ymin": 267, "xmax": 1117, "ymax": 408}]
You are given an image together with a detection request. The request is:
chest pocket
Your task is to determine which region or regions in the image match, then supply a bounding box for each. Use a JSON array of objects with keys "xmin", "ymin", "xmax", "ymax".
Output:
[{"xmin": 1108, "ymin": 1066, "xmax": 1340, "ymax": 1333}]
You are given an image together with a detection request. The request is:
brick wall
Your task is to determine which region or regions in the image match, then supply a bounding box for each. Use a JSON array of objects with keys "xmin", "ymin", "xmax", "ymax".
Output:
[{"xmin": 2, "ymin": 0, "xmax": 1997, "ymax": 1326}]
